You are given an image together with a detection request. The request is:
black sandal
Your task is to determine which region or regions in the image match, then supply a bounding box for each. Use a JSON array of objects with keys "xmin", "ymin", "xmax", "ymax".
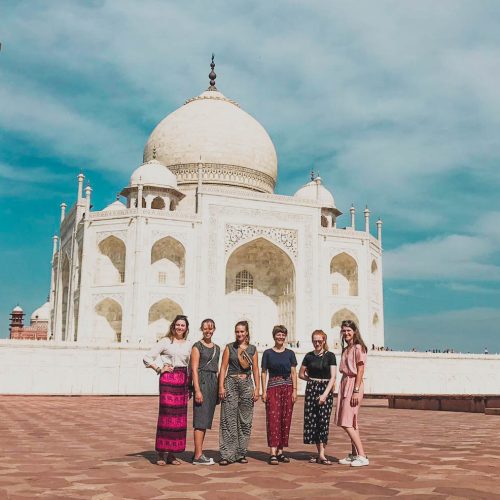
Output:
[
  {"xmin": 237, "ymin": 457, "xmax": 248, "ymax": 464},
  {"xmin": 268, "ymin": 455, "xmax": 279, "ymax": 465},
  {"xmin": 277, "ymin": 454, "xmax": 290, "ymax": 463},
  {"xmin": 219, "ymin": 459, "xmax": 230, "ymax": 466}
]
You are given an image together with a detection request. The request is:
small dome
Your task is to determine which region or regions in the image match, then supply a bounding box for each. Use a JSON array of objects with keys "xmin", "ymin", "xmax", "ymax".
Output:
[
  {"xmin": 103, "ymin": 199, "xmax": 126, "ymax": 211},
  {"xmin": 31, "ymin": 301, "xmax": 50, "ymax": 322},
  {"xmin": 294, "ymin": 177, "xmax": 336, "ymax": 208},
  {"xmin": 12, "ymin": 305, "xmax": 23, "ymax": 313},
  {"xmin": 130, "ymin": 159, "xmax": 178, "ymax": 189}
]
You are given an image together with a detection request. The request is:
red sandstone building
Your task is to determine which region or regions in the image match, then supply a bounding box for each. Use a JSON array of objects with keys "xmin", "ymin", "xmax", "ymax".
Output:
[{"xmin": 9, "ymin": 303, "xmax": 49, "ymax": 341}]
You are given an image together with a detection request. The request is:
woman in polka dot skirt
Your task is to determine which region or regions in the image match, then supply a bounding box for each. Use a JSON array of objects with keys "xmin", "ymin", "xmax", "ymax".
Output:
[{"xmin": 298, "ymin": 330, "xmax": 337, "ymax": 465}]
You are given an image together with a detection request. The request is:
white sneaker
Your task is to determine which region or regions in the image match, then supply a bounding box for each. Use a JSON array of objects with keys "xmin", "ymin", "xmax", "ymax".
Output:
[
  {"xmin": 350, "ymin": 455, "xmax": 369, "ymax": 467},
  {"xmin": 338, "ymin": 453, "xmax": 357, "ymax": 465}
]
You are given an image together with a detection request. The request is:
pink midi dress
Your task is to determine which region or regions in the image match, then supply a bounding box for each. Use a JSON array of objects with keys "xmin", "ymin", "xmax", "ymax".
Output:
[{"xmin": 334, "ymin": 344, "xmax": 367, "ymax": 429}]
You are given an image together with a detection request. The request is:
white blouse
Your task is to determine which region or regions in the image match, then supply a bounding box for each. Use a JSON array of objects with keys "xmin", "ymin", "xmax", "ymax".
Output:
[{"xmin": 143, "ymin": 338, "xmax": 193, "ymax": 368}]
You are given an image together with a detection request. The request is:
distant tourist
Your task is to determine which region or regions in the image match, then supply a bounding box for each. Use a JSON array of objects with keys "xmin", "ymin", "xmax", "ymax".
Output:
[
  {"xmin": 299, "ymin": 330, "xmax": 337, "ymax": 465},
  {"xmin": 261, "ymin": 325, "xmax": 298, "ymax": 465},
  {"xmin": 218, "ymin": 321, "xmax": 260, "ymax": 465},
  {"xmin": 143, "ymin": 315, "xmax": 192, "ymax": 466},
  {"xmin": 335, "ymin": 319, "xmax": 369, "ymax": 467},
  {"xmin": 190, "ymin": 319, "xmax": 220, "ymax": 465},
  {"xmin": 484, "ymin": 347, "xmax": 489, "ymax": 355}
]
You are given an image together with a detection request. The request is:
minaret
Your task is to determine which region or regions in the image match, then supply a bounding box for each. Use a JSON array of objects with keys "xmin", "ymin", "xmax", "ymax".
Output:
[
  {"xmin": 208, "ymin": 53, "xmax": 217, "ymax": 91},
  {"xmin": 77, "ymin": 172, "xmax": 85, "ymax": 201},
  {"xmin": 376, "ymin": 218, "xmax": 383, "ymax": 244},
  {"xmin": 84, "ymin": 184, "xmax": 92, "ymax": 219},
  {"xmin": 9, "ymin": 305, "xmax": 24, "ymax": 338},
  {"xmin": 60, "ymin": 202, "xmax": 67, "ymax": 223},
  {"xmin": 350, "ymin": 204, "xmax": 356, "ymax": 230},
  {"xmin": 364, "ymin": 206, "xmax": 370, "ymax": 233}
]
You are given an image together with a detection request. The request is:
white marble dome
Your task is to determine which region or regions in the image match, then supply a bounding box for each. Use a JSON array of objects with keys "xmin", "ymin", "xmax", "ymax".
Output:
[
  {"xmin": 294, "ymin": 177, "xmax": 336, "ymax": 208},
  {"xmin": 130, "ymin": 159, "xmax": 178, "ymax": 189},
  {"xmin": 31, "ymin": 301, "xmax": 50, "ymax": 322},
  {"xmin": 143, "ymin": 90, "xmax": 278, "ymax": 193}
]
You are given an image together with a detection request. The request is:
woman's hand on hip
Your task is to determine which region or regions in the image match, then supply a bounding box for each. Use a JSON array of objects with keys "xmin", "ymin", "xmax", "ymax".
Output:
[{"xmin": 161, "ymin": 364, "xmax": 174, "ymax": 373}]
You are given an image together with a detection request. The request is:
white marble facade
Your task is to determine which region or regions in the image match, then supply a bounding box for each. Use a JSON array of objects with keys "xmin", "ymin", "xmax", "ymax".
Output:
[{"xmin": 49, "ymin": 71, "xmax": 384, "ymax": 350}]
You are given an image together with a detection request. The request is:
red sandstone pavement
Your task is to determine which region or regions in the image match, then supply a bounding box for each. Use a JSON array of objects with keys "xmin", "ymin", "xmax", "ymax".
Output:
[{"xmin": 0, "ymin": 396, "xmax": 499, "ymax": 499}]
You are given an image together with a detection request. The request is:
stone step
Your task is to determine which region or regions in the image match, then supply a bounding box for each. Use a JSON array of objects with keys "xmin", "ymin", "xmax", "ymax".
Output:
[{"xmin": 485, "ymin": 408, "xmax": 500, "ymax": 415}]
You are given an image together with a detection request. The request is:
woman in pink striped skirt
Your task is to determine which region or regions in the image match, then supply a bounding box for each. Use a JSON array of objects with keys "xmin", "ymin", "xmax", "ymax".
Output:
[
  {"xmin": 335, "ymin": 319, "xmax": 369, "ymax": 467},
  {"xmin": 143, "ymin": 315, "xmax": 192, "ymax": 466}
]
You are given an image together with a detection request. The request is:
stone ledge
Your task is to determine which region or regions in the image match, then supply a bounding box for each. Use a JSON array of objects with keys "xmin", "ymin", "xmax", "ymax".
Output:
[{"xmin": 388, "ymin": 394, "xmax": 500, "ymax": 413}]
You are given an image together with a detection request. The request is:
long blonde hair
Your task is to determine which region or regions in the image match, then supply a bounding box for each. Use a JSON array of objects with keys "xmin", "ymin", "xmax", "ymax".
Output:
[{"xmin": 311, "ymin": 329, "xmax": 329, "ymax": 351}]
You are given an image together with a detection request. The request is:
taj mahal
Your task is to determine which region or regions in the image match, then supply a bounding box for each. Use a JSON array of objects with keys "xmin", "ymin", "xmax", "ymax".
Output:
[{"xmin": 35, "ymin": 59, "xmax": 385, "ymax": 349}]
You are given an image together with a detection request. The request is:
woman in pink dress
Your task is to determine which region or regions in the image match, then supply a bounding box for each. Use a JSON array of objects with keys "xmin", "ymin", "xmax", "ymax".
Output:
[{"xmin": 335, "ymin": 319, "xmax": 369, "ymax": 467}]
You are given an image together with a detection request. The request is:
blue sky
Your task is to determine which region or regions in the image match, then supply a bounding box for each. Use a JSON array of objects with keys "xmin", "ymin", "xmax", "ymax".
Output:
[{"xmin": 1, "ymin": 0, "xmax": 500, "ymax": 352}]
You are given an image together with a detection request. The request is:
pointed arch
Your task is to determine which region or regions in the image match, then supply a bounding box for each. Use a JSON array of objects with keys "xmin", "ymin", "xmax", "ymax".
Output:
[
  {"xmin": 151, "ymin": 236, "xmax": 186, "ymax": 286},
  {"xmin": 95, "ymin": 235, "xmax": 126, "ymax": 285},
  {"xmin": 148, "ymin": 298, "xmax": 183, "ymax": 341},
  {"xmin": 331, "ymin": 308, "xmax": 360, "ymax": 330},
  {"xmin": 330, "ymin": 252, "xmax": 358, "ymax": 296},
  {"xmin": 151, "ymin": 196, "xmax": 165, "ymax": 210},
  {"xmin": 94, "ymin": 298, "xmax": 122, "ymax": 343},
  {"xmin": 226, "ymin": 237, "xmax": 296, "ymax": 342}
]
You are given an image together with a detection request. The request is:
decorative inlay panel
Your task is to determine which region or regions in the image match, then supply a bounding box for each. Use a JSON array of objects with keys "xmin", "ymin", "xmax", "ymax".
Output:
[{"xmin": 225, "ymin": 224, "xmax": 298, "ymax": 258}]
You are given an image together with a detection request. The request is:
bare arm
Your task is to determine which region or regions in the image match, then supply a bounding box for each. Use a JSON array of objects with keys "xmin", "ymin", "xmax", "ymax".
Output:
[
  {"xmin": 191, "ymin": 345, "xmax": 202, "ymax": 404},
  {"xmin": 319, "ymin": 364, "xmax": 336, "ymax": 405},
  {"xmin": 218, "ymin": 347, "xmax": 230, "ymax": 400},
  {"xmin": 291, "ymin": 366, "xmax": 298, "ymax": 403},
  {"xmin": 298, "ymin": 364, "xmax": 309, "ymax": 381},
  {"xmin": 252, "ymin": 351, "xmax": 260, "ymax": 401},
  {"xmin": 351, "ymin": 363, "xmax": 365, "ymax": 407},
  {"xmin": 261, "ymin": 368, "xmax": 268, "ymax": 402}
]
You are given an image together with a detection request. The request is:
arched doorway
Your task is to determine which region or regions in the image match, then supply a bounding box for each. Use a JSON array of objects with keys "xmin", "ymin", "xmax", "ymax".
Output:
[
  {"xmin": 330, "ymin": 253, "xmax": 358, "ymax": 296},
  {"xmin": 95, "ymin": 236, "xmax": 126, "ymax": 285},
  {"xmin": 225, "ymin": 238, "xmax": 295, "ymax": 345},
  {"xmin": 94, "ymin": 298, "xmax": 122, "ymax": 342},
  {"xmin": 148, "ymin": 298, "xmax": 183, "ymax": 341},
  {"xmin": 151, "ymin": 237, "xmax": 185, "ymax": 286}
]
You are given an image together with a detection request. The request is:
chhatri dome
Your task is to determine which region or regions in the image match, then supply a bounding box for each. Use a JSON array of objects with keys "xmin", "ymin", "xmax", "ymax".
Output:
[
  {"xmin": 130, "ymin": 157, "xmax": 178, "ymax": 189},
  {"xmin": 294, "ymin": 174, "xmax": 337, "ymax": 209},
  {"xmin": 143, "ymin": 56, "xmax": 278, "ymax": 193}
]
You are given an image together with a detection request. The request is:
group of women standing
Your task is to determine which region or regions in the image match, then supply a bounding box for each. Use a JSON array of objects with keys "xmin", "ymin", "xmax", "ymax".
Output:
[{"xmin": 143, "ymin": 316, "xmax": 369, "ymax": 467}]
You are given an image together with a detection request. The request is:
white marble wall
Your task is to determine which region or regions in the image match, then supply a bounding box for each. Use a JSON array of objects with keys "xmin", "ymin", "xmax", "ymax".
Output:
[{"xmin": 1, "ymin": 340, "xmax": 498, "ymax": 396}]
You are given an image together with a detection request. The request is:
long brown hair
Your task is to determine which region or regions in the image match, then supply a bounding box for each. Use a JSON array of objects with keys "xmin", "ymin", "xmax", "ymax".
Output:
[
  {"xmin": 311, "ymin": 329, "xmax": 329, "ymax": 351},
  {"xmin": 340, "ymin": 319, "xmax": 367, "ymax": 353},
  {"xmin": 167, "ymin": 315, "xmax": 189, "ymax": 343},
  {"xmin": 235, "ymin": 320, "xmax": 250, "ymax": 345},
  {"xmin": 200, "ymin": 318, "xmax": 216, "ymax": 331}
]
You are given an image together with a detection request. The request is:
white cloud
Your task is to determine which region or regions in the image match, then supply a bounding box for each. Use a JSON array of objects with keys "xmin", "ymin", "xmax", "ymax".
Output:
[{"xmin": 384, "ymin": 234, "xmax": 500, "ymax": 281}]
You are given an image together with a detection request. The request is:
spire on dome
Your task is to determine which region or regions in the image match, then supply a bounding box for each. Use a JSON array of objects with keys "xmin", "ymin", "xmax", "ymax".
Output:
[
  {"xmin": 310, "ymin": 169, "xmax": 315, "ymax": 181},
  {"xmin": 152, "ymin": 145, "xmax": 157, "ymax": 159},
  {"xmin": 208, "ymin": 53, "xmax": 217, "ymax": 91}
]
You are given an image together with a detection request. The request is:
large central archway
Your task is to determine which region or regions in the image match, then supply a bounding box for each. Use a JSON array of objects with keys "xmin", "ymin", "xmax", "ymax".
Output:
[{"xmin": 225, "ymin": 238, "xmax": 295, "ymax": 346}]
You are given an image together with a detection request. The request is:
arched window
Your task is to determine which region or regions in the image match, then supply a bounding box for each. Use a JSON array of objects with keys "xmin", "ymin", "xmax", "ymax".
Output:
[
  {"xmin": 151, "ymin": 197, "xmax": 165, "ymax": 210},
  {"xmin": 235, "ymin": 270, "xmax": 254, "ymax": 294}
]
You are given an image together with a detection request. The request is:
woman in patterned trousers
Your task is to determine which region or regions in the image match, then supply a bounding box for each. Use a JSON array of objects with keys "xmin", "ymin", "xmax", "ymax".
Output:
[
  {"xmin": 299, "ymin": 330, "xmax": 337, "ymax": 465},
  {"xmin": 218, "ymin": 321, "xmax": 260, "ymax": 465},
  {"xmin": 261, "ymin": 325, "xmax": 298, "ymax": 465}
]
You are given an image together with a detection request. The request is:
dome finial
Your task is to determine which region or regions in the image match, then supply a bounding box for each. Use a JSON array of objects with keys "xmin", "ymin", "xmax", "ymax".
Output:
[
  {"xmin": 310, "ymin": 168, "xmax": 315, "ymax": 181},
  {"xmin": 208, "ymin": 53, "xmax": 217, "ymax": 91},
  {"xmin": 152, "ymin": 145, "xmax": 157, "ymax": 159}
]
